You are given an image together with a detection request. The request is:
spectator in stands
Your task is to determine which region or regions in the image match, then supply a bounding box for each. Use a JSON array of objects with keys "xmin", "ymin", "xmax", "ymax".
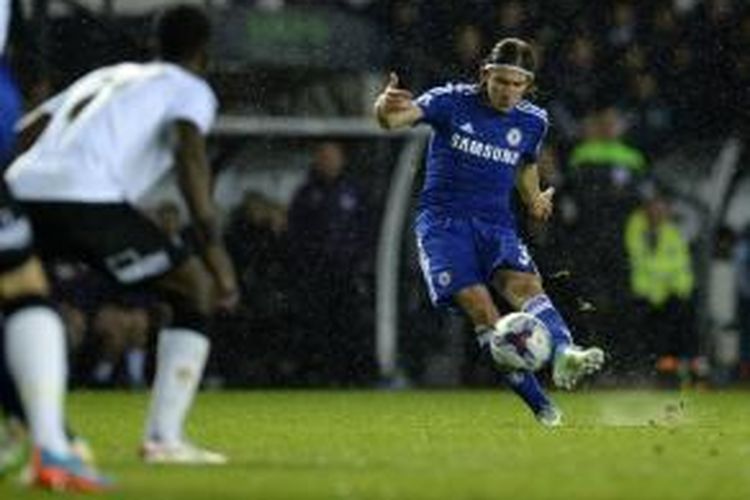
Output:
[
  {"xmin": 603, "ymin": 0, "xmax": 639, "ymax": 55},
  {"xmin": 621, "ymin": 72, "xmax": 673, "ymax": 154},
  {"xmin": 689, "ymin": 0, "xmax": 737, "ymax": 131},
  {"xmin": 647, "ymin": 3, "xmax": 683, "ymax": 75},
  {"xmin": 547, "ymin": 34, "xmax": 599, "ymax": 142},
  {"xmin": 226, "ymin": 191, "xmax": 287, "ymax": 302},
  {"xmin": 624, "ymin": 186, "xmax": 696, "ymax": 383},
  {"xmin": 222, "ymin": 191, "xmax": 291, "ymax": 384},
  {"xmin": 566, "ymin": 106, "xmax": 644, "ymax": 350},
  {"xmin": 725, "ymin": 11, "xmax": 750, "ymax": 134},
  {"xmin": 443, "ymin": 23, "xmax": 484, "ymax": 81},
  {"xmin": 618, "ymin": 43, "xmax": 648, "ymax": 84},
  {"xmin": 386, "ymin": 0, "xmax": 440, "ymax": 91},
  {"xmin": 569, "ymin": 106, "xmax": 647, "ymax": 180},
  {"xmin": 492, "ymin": 0, "xmax": 530, "ymax": 39},
  {"xmin": 287, "ymin": 141, "xmax": 374, "ymax": 385}
]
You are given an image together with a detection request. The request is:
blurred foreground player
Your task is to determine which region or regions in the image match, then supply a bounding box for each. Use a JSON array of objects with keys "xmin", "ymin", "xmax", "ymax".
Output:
[
  {"xmin": 0, "ymin": 0, "xmax": 109, "ymax": 491},
  {"xmin": 374, "ymin": 38, "xmax": 604, "ymax": 425},
  {"xmin": 6, "ymin": 4, "xmax": 238, "ymax": 463}
]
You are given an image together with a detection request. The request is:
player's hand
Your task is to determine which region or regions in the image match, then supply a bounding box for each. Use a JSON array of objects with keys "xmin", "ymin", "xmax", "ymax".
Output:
[
  {"xmin": 215, "ymin": 283, "xmax": 240, "ymax": 313},
  {"xmin": 376, "ymin": 72, "xmax": 414, "ymax": 113},
  {"xmin": 529, "ymin": 187, "xmax": 555, "ymax": 221}
]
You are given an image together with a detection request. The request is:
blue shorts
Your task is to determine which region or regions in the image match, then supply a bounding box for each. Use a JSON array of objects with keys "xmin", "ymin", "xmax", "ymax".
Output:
[{"xmin": 415, "ymin": 211, "xmax": 537, "ymax": 308}]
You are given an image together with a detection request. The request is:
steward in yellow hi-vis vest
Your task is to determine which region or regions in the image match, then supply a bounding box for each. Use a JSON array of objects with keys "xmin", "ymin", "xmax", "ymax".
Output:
[{"xmin": 624, "ymin": 196, "xmax": 694, "ymax": 307}]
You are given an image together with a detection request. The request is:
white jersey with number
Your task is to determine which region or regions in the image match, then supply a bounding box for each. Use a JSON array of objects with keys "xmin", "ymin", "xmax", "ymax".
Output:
[{"xmin": 6, "ymin": 61, "xmax": 217, "ymax": 203}]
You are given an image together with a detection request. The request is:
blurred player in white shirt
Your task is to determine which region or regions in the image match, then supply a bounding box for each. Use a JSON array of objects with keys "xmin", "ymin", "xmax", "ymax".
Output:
[
  {"xmin": 0, "ymin": 0, "xmax": 110, "ymax": 492},
  {"xmin": 7, "ymin": 4, "xmax": 239, "ymax": 465}
]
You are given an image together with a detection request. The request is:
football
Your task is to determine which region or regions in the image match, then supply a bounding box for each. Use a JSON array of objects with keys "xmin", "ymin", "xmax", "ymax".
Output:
[{"xmin": 490, "ymin": 312, "xmax": 552, "ymax": 372}]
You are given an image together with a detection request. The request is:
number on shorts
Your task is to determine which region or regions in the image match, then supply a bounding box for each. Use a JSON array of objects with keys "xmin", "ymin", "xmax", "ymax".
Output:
[{"xmin": 518, "ymin": 242, "xmax": 531, "ymax": 267}]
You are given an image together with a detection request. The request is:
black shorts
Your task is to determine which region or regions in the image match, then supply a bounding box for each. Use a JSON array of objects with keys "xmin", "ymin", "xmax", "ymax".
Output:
[
  {"xmin": 0, "ymin": 179, "xmax": 35, "ymax": 273},
  {"xmin": 21, "ymin": 201, "xmax": 191, "ymax": 286}
]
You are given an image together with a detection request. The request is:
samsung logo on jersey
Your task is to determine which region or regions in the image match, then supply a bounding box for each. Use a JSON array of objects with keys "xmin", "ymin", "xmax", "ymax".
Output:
[{"xmin": 450, "ymin": 133, "xmax": 520, "ymax": 165}]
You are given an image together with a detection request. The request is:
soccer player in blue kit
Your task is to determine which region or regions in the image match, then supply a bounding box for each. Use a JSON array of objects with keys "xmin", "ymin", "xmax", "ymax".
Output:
[{"xmin": 374, "ymin": 38, "xmax": 604, "ymax": 425}]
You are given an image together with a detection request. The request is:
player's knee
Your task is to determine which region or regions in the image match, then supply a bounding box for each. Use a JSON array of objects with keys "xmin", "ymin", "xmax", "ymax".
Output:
[
  {"xmin": 500, "ymin": 274, "xmax": 543, "ymax": 307},
  {"xmin": 455, "ymin": 285, "xmax": 498, "ymax": 327}
]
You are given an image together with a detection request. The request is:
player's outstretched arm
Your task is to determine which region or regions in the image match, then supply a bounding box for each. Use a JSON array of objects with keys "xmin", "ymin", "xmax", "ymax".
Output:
[
  {"xmin": 173, "ymin": 120, "xmax": 239, "ymax": 310},
  {"xmin": 373, "ymin": 72, "xmax": 423, "ymax": 130},
  {"xmin": 516, "ymin": 162, "xmax": 554, "ymax": 222}
]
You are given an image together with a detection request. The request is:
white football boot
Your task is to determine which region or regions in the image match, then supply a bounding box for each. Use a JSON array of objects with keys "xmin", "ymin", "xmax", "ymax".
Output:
[
  {"xmin": 140, "ymin": 440, "xmax": 228, "ymax": 465},
  {"xmin": 552, "ymin": 344, "xmax": 605, "ymax": 390},
  {"xmin": 535, "ymin": 405, "xmax": 563, "ymax": 428}
]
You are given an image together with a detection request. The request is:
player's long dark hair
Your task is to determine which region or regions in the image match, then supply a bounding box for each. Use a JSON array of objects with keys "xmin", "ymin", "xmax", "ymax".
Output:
[
  {"xmin": 484, "ymin": 38, "xmax": 536, "ymax": 74},
  {"xmin": 479, "ymin": 38, "xmax": 538, "ymax": 98}
]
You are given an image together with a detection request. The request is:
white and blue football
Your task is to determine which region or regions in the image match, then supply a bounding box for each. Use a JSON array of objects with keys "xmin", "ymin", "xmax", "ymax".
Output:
[{"xmin": 490, "ymin": 312, "xmax": 552, "ymax": 372}]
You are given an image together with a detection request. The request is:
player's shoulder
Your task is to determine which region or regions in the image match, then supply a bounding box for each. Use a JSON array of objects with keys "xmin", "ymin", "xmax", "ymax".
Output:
[
  {"xmin": 158, "ymin": 63, "xmax": 212, "ymax": 90},
  {"xmin": 72, "ymin": 62, "xmax": 174, "ymax": 91},
  {"xmin": 158, "ymin": 62, "xmax": 217, "ymax": 105},
  {"xmin": 87, "ymin": 61, "xmax": 156, "ymax": 80},
  {"xmin": 515, "ymin": 100, "xmax": 548, "ymax": 125},
  {"xmin": 68, "ymin": 63, "xmax": 126, "ymax": 87},
  {"xmin": 417, "ymin": 82, "xmax": 478, "ymax": 104},
  {"xmin": 430, "ymin": 82, "xmax": 478, "ymax": 95}
]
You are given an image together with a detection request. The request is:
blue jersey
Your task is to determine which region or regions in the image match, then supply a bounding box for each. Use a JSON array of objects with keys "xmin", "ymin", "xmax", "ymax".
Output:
[{"xmin": 414, "ymin": 83, "xmax": 548, "ymax": 228}]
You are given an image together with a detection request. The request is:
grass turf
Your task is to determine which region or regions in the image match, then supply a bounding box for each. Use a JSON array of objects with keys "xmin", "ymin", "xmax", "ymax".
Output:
[{"xmin": 2, "ymin": 389, "xmax": 750, "ymax": 499}]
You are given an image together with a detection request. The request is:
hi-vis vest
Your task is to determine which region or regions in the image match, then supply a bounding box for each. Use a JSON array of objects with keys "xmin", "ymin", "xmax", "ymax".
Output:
[{"xmin": 624, "ymin": 209, "xmax": 694, "ymax": 307}]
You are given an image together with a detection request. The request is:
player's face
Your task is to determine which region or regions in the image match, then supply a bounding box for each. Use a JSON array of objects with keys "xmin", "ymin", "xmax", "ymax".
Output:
[{"xmin": 483, "ymin": 67, "xmax": 531, "ymax": 112}]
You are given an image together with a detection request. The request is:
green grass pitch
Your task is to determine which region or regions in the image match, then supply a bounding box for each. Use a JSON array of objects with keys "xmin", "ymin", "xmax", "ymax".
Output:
[{"xmin": 2, "ymin": 390, "xmax": 750, "ymax": 499}]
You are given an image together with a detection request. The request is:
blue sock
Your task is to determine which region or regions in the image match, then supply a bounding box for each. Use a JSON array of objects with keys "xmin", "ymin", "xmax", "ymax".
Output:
[
  {"xmin": 476, "ymin": 328, "xmax": 552, "ymax": 415},
  {"xmin": 502, "ymin": 371, "xmax": 552, "ymax": 415},
  {"xmin": 522, "ymin": 294, "xmax": 572, "ymax": 355}
]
